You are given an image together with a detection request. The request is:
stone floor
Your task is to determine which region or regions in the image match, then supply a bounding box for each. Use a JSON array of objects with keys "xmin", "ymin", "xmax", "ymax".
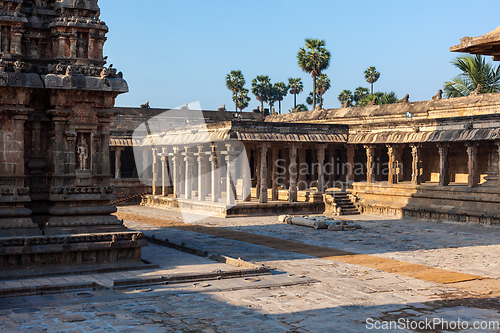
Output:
[{"xmin": 1, "ymin": 205, "xmax": 500, "ymax": 332}]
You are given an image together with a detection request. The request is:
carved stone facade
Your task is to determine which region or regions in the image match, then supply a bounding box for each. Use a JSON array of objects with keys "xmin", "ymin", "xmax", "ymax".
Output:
[{"xmin": 0, "ymin": 0, "xmax": 145, "ymax": 276}]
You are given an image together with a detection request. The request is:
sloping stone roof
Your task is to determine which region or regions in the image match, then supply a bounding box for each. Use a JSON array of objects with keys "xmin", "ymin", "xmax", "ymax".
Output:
[{"xmin": 450, "ymin": 26, "xmax": 500, "ymax": 59}]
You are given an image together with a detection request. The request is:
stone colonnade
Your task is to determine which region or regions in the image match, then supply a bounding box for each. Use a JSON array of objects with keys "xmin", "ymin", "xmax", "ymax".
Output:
[{"xmin": 144, "ymin": 139, "xmax": 500, "ymax": 204}]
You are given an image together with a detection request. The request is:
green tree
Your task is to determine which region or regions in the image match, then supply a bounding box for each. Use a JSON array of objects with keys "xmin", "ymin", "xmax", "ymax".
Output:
[
  {"xmin": 273, "ymin": 82, "xmax": 289, "ymax": 114},
  {"xmin": 297, "ymin": 38, "xmax": 331, "ymax": 110},
  {"xmin": 353, "ymin": 86, "xmax": 369, "ymax": 105},
  {"xmin": 364, "ymin": 66, "xmax": 380, "ymax": 95},
  {"xmin": 226, "ymin": 70, "xmax": 246, "ymax": 112},
  {"xmin": 315, "ymin": 74, "xmax": 330, "ymax": 108},
  {"xmin": 234, "ymin": 87, "xmax": 250, "ymax": 111},
  {"xmin": 379, "ymin": 91, "xmax": 398, "ymax": 104},
  {"xmin": 288, "ymin": 78, "xmax": 303, "ymax": 109},
  {"xmin": 337, "ymin": 89, "xmax": 353, "ymax": 105},
  {"xmin": 443, "ymin": 55, "xmax": 500, "ymax": 98},
  {"xmin": 357, "ymin": 92, "xmax": 383, "ymax": 107},
  {"xmin": 306, "ymin": 92, "xmax": 322, "ymax": 106},
  {"xmin": 251, "ymin": 75, "xmax": 272, "ymax": 114}
]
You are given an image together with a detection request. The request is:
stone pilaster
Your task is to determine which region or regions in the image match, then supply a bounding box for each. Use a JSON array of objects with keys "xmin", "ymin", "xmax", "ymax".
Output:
[
  {"xmin": 345, "ymin": 145, "xmax": 355, "ymax": 184},
  {"xmin": 255, "ymin": 148, "xmax": 261, "ymax": 200},
  {"xmin": 466, "ymin": 142, "xmax": 478, "ymax": 188},
  {"xmin": 47, "ymin": 110, "xmax": 71, "ymax": 183},
  {"xmin": 497, "ymin": 142, "xmax": 500, "ymax": 189},
  {"xmin": 411, "ymin": 144, "xmax": 422, "ymax": 185},
  {"xmin": 437, "ymin": 143, "xmax": 450, "ymax": 186},
  {"xmin": 317, "ymin": 144, "xmax": 326, "ymax": 193},
  {"xmin": 141, "ymin": 149, "xmax": 150, "ymax": 179},
  {"xmin": 12, "ymin": 111, "xmax": 28, "ymax": 176},
  {"xmin": 289, "ymin": 144, "xmax": 298, "ymax": 202},
  {"xmin": 364, "ymin": 145, "xmax": 376, "ymax": 183},
  {"xmin": 97, "ymin": 111, "xmax": 114, "ymax": 177},
  {"xmin": 271, "ymin": 148, "xmax": 279, "ymax": 201},
  {"xmin": 58, "ymin": 35, "xmax": 66, "ymax": 58},
  {"xmin": 69, "ymin": 35, "xmax": 77, "ymax": 58}
]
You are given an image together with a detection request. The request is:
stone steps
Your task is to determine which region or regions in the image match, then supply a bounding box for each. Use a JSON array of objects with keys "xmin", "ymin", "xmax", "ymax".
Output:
[{"xmin": 326, "ymin": 192, "xmax": 360, "ymax": 216}]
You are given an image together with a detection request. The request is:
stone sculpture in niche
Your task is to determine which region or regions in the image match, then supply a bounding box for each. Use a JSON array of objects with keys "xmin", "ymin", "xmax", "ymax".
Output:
[{"xmin": 77, "ymin": 134, "xmax": 89, "ymax": 170}]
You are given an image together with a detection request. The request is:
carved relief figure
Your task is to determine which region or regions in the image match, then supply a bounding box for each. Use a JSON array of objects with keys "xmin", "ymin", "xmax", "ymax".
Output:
[{"xmin": 77, "ymin": 135, "xmax": 89, "ymax": 170}]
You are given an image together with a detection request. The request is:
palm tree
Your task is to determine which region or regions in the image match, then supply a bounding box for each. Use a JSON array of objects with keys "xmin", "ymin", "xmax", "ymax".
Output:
[
  {"xmin": 443, "ymin": 55, "xmax": 500, "ymax": 98},
  {"xmin": 337, "ymin": 90, "xmax": 353, "ymax": 105},
  {"xmin": 251, "ymin": 75, "xmax": 272, "ymax": 114},
  {"xmin": 315, "ymin": 74, "xmax": 330, "ymax": 108},
  {"xmin": 273, "ymin": 82, "xmax": 289, "ymax": 114},
  {"xmin": 379, "ymin": 91, "xmax": 398, "ymax": 104},
  {"xmin": 234, "ymin": 87, "xmax": 250, "ymax": 111},
  {"xmin": 364, "ymin": 66, "xmax": 380, "ymax": 95},
  {"xmin": 306, "ymin": 92, "xmax": 322, "ymax": 106},
  {"xmin": 353, "ymin": 86, "xmax": 369, "ymax": 105},
  {"xmin": 226, "ymin": 70, "xmax": 245, "ymax": 112},
  {"xmin": 288, "ymin": 78, "xmax": 303, "ymax": 109},
  {"xmin": 297, "ymin": 38, "xmax": 331, "ymax": 110}
]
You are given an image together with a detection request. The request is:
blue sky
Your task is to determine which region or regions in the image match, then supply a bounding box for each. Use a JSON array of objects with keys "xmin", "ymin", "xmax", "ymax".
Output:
[{"xmin": 100, "ymin": 0, "xmax": 500, "ymax": 112}]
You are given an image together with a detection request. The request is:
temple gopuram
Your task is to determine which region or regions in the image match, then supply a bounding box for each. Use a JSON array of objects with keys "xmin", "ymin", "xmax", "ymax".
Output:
[{"xmin": 0, "ymin": 0, "xmax": 147, "ymax": 277}]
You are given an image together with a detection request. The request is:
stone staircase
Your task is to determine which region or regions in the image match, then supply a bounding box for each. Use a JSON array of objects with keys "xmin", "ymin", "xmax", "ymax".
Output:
[{"xmin": 324, "ymin": 192, "xmax": 360, "ymax": 216}]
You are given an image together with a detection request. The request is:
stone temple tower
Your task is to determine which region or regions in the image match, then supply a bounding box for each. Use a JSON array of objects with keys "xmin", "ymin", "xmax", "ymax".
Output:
[{"xmin": 0, "ymin": 0, "xmax": 147, "ymax": 276}]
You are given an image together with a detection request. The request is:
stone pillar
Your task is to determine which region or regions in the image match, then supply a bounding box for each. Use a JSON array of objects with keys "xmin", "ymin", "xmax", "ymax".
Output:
[
  {"xmin": 242, "ymin": 148, "xmax": 251, "ymax": 202},
  {"xmin": 184, "ymin": 148, "xmax": 193, "ymax": 199},
  {"xmin": 141, "ymin": 149, "xmax": 150, "ymax": 179},
  {"xmin": 466, "ymin": 142, "xmax": 478, "ymax": 188},
  {"xmin": 317, "ymin": 145, "xmax": 326, "ymax": 193},
  {"xmin": 197, "ymin": 146, "xmax": 208, "ymax": 201},
  {"xmin": 114, "ymin": 147, "xmax": 123, "ymax": 179},
  {"xmin": 259, "ymin": 144, "xmax": 268, "ymax": 203},
  {"xmin": 328, "ymin": 146, "xmax": 336, "ymax": 186},
  {"xmin": 298, "ymin": 148, "xmax": 307, "ymax": 190},
  {"xmin": 161, "ymin": 149, "xmax": 169, "ymax": 196},
  {"xmin": 271, "ymin": 148, "xmax": 279, "ymax": 201},
  {"xmin": 387, "ymin": 145, "xmax": 398, "ymax": 184},
  {"xmin": 152, "ymin": 148, "xmax": 159, "ymax": 195},
  {"xmin": 411, "ymin": 144, "xmax": 422, "ymax": 185},
  {"xmin": 210, "ymin": 146, "xmax": 220, "ymax": 203},
  {"xmin": 255, "ymin": 148, "xmax": 261, "ymax": 199},
  {"xmin": 289, "ymin": 144, "xmax": 298, "ymax": 202},
  {"xmin": 364, "ymin": 145, "xmax": 376, "ymax": 183},
  {"xmin": 395, "ymin": 145, "xmax": 403, "ymax": 183},
  {"xmin": 226, "ymin": 144, "xmax": 236, "ymax": 205},
  {"xmin": 171, "ymin": 147, "xmax": 181, "ymax": 198},
  {"xmin": 346, "ymin": 145, "xmax": 355, "ymax": 184},
  {"xmin": 437, "ymin": 143, "xmax": 450, "ymax": 186}
]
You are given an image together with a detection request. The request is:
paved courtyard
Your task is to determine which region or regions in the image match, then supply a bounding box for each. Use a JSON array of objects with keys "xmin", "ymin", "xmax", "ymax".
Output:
[{"xmin": 2, "ymin": 205, "xmax": 500, "ymax": 332}]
